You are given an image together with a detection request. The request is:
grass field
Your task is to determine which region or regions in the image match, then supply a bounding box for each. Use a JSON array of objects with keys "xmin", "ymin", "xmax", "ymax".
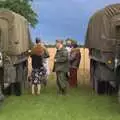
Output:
[
  {"xmin": 0, "ymin": 48, "xmax": 120, "ymax": 120},
  {"xmin": 0, "ymin": 74, "xmax": 120, "ymax": 120}
]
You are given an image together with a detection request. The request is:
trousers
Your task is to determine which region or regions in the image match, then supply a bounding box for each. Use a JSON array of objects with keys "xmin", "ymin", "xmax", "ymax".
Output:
[
  {"xmin": 56, "ymin": 71, "xmax": 68, "ymax": 91},
  {"xmin": 69, "ymin": 68, "xmax": 77, "ymax": 87}
]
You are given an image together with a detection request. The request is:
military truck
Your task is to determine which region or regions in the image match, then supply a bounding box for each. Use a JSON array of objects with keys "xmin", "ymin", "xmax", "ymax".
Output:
[
  {"xmin": 85, "ymin": 4, "xmax": 120, "ymax": 96},
  {"xmin": 0, "ymin": 9, "xmax": 30, "ymax": 100}
]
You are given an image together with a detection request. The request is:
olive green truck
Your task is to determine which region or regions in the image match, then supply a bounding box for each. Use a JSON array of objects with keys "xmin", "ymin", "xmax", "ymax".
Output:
[
  {"xmin": 85, "ymin": 4, "xmax": 120, "ymax": 101},
  {"xmin": 0, "ymin": 9, "xmax": 30, "ymax": 102}
]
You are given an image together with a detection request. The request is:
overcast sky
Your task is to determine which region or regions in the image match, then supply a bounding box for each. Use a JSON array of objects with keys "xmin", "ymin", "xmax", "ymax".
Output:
[{"xmin": 30, "ymin": 0, "xmax": 120, "ymax": 44}]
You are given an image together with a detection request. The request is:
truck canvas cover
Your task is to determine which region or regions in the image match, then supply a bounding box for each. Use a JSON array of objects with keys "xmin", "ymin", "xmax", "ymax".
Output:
[
  {"xmin": 85, "ymin": 4, "xmax": 120, "ymax": 52},
  {"xmin": 0, "ymin": 9, "xmax": 29, "ymax": 55}
]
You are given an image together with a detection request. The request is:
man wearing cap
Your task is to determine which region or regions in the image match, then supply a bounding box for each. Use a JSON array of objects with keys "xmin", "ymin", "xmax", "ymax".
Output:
[{"xmin": 53, "ymin": 40, "xmax": 69, "ymax": 95}]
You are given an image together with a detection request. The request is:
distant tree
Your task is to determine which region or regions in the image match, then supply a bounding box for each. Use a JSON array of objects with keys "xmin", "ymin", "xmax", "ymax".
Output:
[
  {"xmin": 65, "ymin": 38, "xmax": 77, "ymax": 45},
  {"xmin": 65, "ymin": 38, "xmax": 84, "ymax": 48},
  {"xmin": 78, "ymin": 44, "xmax": 84, "ymax": 48},
  {"xmin": 66, "ymin": 38, "xmax": 77, "ymax": 43},
  {"xmin": 0, "ymin": 0, "xmax": 38, "ymax": 27},
  {"xmin": 46, "ymin": 44, "xmax": 55, "ymax": 48}
]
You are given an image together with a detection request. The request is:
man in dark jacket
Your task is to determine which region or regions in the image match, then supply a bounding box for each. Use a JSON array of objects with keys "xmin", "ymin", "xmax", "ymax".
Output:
[
  {"xmin": 53, "ymin": 40, "xmax": 69, "ymax": 95},
  {"xmin": 69, "ymin": 42, "xmax": 81, "ymax": 87}
]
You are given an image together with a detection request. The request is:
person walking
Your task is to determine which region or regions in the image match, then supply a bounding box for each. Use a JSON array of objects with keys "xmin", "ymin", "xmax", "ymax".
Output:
[
  {"xmin": 53, "ymin": 40, "xmax": 69, "ymax": 95},
  {"xmin": 30, "ymin": 38, "xmax": 46, "ymax": 95},
  {"xmin": 34, "ymin": 38, "xmax": 50, "ymax": 87},
  {"xmin": 69, "ymin": 41, "xmax": 81, "ymax": 87}
]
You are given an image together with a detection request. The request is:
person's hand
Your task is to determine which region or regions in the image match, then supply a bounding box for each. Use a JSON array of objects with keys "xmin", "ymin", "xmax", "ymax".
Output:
[{"xmin": 68, "ymin": 72, "xmax": 70, "ymax": 77}]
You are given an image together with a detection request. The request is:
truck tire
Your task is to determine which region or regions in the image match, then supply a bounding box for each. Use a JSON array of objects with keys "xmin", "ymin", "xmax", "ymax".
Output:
[
  {"xmin": 0, "ymin": 68, "xmax": 4, "ymax": 93},
  {"xmin": 23, "ymin": 61, "xmax": 28, "ymax": 90},
  {"xmin": 0, "ymin": 94, "xmax": 4, "ymax": 102},
  {"xmin": 0, "ymin": 68, "xmax": 4, "ymax": 101},
  {"xmin": 93, "ymin": 61, "xmax": 116, "ymax": 95},
  {"xmin": 90, "ymin": 59, "xmax": 96, "ymax": 89},
  {"xmin": 15, "ymin": 64, "xmax": 23, "ymax": 96},
  {"xmin": 116, "ymin": 66, "xmax": 120, "ymax": 102},
  {"xmin": 16, "ymin": 61, "xmax": 28, "ymax": 95},
  {"xmin": 14, "ymin": 82, "xmax": 21, "ymax": 96},
  {"xmin": 118, "ymin": 85, "xmax": 120, "ymax": 103},
  {"xmin": 94, "ymin": 80, "xmax": 107, "ymax": 94},
  {"xmin": 93, "ymin": 62, "xmax": 107, "ymax": 94}
]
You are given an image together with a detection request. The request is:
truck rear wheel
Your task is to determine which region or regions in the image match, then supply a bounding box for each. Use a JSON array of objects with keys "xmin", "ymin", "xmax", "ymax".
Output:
[
  {"xmin": 90, "ymin": 59, "xmax": 96, "ymax": 89},
  {"xmin": 0, "ymin": 68, "xmax": 4, "ymax": 101},
  {"xmin": 23, "ymin": 61, "xmax": 28, "ymax": 90},
  {"xmin": 15, "ymin": 61, "xmax": 28, "ymax": 95},
  {"xmin": 94, "ymin": 80, "xmax": 107, "ymax": 94},
  {"xmin": 15, "ymin": 64, "xmax": 24, "ymax": 96},
  {"xmin": 0, "ymin": 68, "xmax": 4, "ymax": 100},
  {"xmin": 93, "ymin": 62, "xmax": 114, "ymax": 95},
  {"xmin": 116, "ymin": 66, "xmax": 120, "ymax": 102},
  {"xmin": 118, "ymin": 85, "xmax": 120, "ymax": 103},
  {"xmin": 90, "ymin": 59, "xmax": 105, "ymax": 93}
]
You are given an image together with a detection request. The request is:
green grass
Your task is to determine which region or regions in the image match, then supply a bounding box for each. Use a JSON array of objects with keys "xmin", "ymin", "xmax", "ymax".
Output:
[{"xmin": 0, "ymin": 76, "xmax": 120, "ymax": 120}]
